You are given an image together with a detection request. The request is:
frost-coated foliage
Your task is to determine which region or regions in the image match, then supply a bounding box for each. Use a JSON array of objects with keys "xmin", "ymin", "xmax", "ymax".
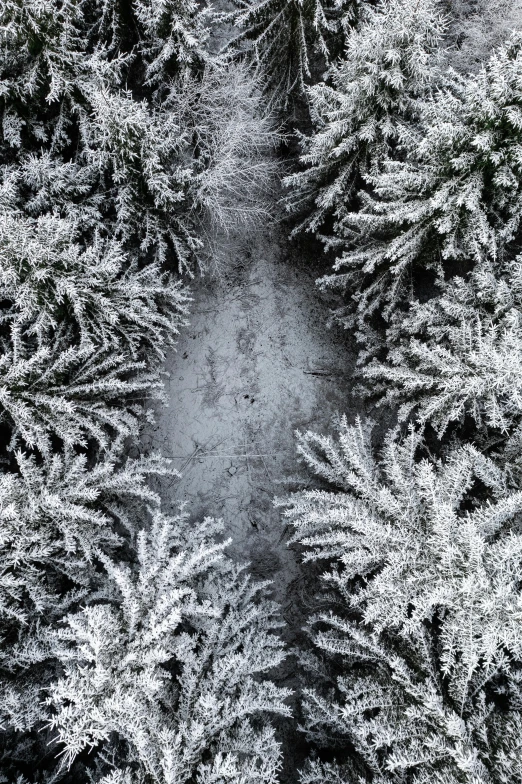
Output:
[
  {"xmin": 1, "ymin": 0, "xmax": 278, "ymax": 270},
  {"xmin": 285, "ymin": 0, "xmax": 446, "ymax": 229},
  {"xmin": 0, "ymin": 447, "xmax": 289, "ymax": 782},
  {"xmin": 48, "ymin": 513, "xmax": 290, "ymax": 783},
  {"xmin": 364, "ymin": 254, "xmax": 522, "ymax": 441},
  {"xmin": 446, "ymin": 0, "xmax": 522, "ymax": 72},
  {"xmin": 0, "ymin": 209, "xmax": 189, "ymax": 454},
  {"xmin": 283, "ymin": 417, "xmax": 522, "ymax": 784},
  {"xmin": 0, "ymin": 336, "xmax": 165, "ymax": 454},
  {"xmin": 0, "ymin": 0, "xmax": 207, "ymax": 120},
  {"xmin": 131, "ymin": 0, "xmax": 210, "ymax": 84},
  {"xmin": 0, "ymin": 445, "xmax": 168, "ymax": 642},
  {"xmin": 0, "ymin": 2, "xmax": 288, "ymax": 781},
  {"xmin": 0, "ymin": 212, "xmax": 188, "ymax": 356},
  {"xmin": 165, "ymin": 63, "xmax": 280, "ymax": 243},
  {"xmin": 229, "ymin": 0, "xmax": 358, "ymax": 107},
  {"xmin": 314, "ymin": 31, "xmax": 522, "ymax": 338},
  {"xmin": 0, "ymin": 444, "xmax": 171, "ymax": 742}
]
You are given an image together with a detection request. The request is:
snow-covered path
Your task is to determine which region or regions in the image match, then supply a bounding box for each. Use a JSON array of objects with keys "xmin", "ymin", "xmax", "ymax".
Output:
[{"xmin": 145, "ymin": 226, "xmax": 353, "ymax": 599}]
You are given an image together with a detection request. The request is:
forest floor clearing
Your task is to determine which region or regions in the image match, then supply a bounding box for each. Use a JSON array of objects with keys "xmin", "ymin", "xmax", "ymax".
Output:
[{"xmin": 144, "ymin": 225, "xmax": 355, "ymax": 602}]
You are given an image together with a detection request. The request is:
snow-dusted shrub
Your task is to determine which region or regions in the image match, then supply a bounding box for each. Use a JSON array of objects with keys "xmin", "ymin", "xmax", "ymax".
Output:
[
  {"xmin": 228, "ymin": 0, "xmax": 358, "ymax": 108},
  {"xmin": 48, "ymin": 512, "xmax": 290, "ymax": 783},
  {"xmin": 282, "ymin": 417, "xmax": 522, "ymax": 784},
  {"xmin": 285, "ymin": 0, "xmax": 446, "ymax": 230},
  {"xmin": 316, "ymin": 31, "xmax": 522, "ymax": 338},
  {"xmin": 446, "ymin": 0, "xmax": 522, "ymax": 72}
]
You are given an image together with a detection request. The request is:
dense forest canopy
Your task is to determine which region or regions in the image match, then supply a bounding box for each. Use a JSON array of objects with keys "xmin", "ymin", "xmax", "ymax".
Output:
[{"xmin": 2, "ymin": 0, "xmax": 522, "ymax": 782}]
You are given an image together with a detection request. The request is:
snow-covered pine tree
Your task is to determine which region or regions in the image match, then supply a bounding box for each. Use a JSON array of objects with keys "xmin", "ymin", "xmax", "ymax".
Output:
[
  {"xmin": 1, "ymin": 0, "xmax": 200, "ymax": 269},
  {"xmin": 0, "ymin": 0, "xmax": 139, "ymax": 191},
  {"xmin": 363, "ymin": 253, "xmax": 522, "ymax": 442},
  {"xmin": 0, "ymin": 0, "xmax": 208, "ymax": 146},
  {"xmin": 282, "ymin": 417, "xmax": 522, "ymax": 784},
  {"xmin": 1, "ymin": 2, "xmax": 288, "ymax": 782},
  {"xmin": 47, "ymin": 511, "xmax": 290, "ymax": 783},
  {"xmin": 0, "ymin": 335, "xmax": 165, "ymax": 455},
  {"xmin": 0, "ymin": 208, "xmax": 189, "ymax": 454},
  {"xmin": 0, "ymin": 448, "xmax": 290, "ymax": 782},
  {"xmin": 0, "ymin": 151, "xmax": 103, "ymax": 233},
  {"xmin": 0, "ymin": 211, "xmax": 189, "ymax": 356},
  {"xmin": 132, "ymin": 0, "xmax": 210, "ymax": 85},
  {"xmin": 0, "ymin": 444, "xmax": 172, "ymax": 769},
  {"xmin": 228, "ymin": 0, "xmax": 358, "ymax": 108},
  {"xmin": 284, "ymin": 0, "xmax": 446, "ymax": 230},
  {"xmin": 315, "ymin": 31, "xmax": 522, "ymax": 345}
]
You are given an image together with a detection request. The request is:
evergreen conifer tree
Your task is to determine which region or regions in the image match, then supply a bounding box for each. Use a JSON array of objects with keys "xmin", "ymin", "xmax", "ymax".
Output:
[
  {"xmin": 285, "ymin": 0, "xmax": 446, "ymax": 229},
  {"xmin": 364, "ymin": 253, "xmax": 522, "ymax": 442},
  {"xmin": 0, "ymin": 210, "xmax": 189, "ymax": 356},
  {"xmin": 1, "ymin": 0, "xmax": 277, "ymax": 271},
  {"xmin": 0, "ymin": 208, "xmax": 189, "ymax": 454},
  {"xmin": 283, "ymin": 417, "xmax": 522, "ymax": 784},
  {"xmin": 48, "ymin": 512, "xmax": 290, "ymax": 783},
  {"xmin": 228, "ymin": 0, "xmax": 358, "ymax": 107},
  {"xmin": 0, "ymin": 445, "xmax": 171, "ymax": 771},
  {"xmin": 0, "ymin": 449, "xmax": 290, "ymax": 782},
  {"xmin": 312, "ymin": 31, "xmax": 522, "ymax": 343}
]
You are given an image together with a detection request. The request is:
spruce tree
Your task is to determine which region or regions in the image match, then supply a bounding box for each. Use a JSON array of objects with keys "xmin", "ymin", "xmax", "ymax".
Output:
[
  {"xmin": 1, "ymin": 0, "xmax": 277, "ymax": 271},
  {"xmin": 283, "ymin": 417, "xmax": 522, "ymax": 784},
  {"xmin": 0, "ymin": 211, "xmax": 189, "ymax": 356},
  {"xmin": 313, "ymin": 31, "xmax": 522, "ymax": 343},
  {"xmin": 0, "ymin": 208, "xmax": 189, "ymax": 454},
  {"xmin": 48, "ymin": 512, "xmax": 290, "ymax": 783},
  {"xmin": 364, "ymin": 253, "xmax": 522, "ymax": 441},
  {"xmin": 0, "ymin": 444, "xmax": 171, "ymax": 772},
  {"xmin": 0, "ymin": 449, "xmax": 290, "ymax": 782},
  {"xmin": 285, "ymin": 0, "xmax": 446, "ymax": 230},
  {"xmin": 228, "ymin": 0, "xmax": 358, "ymax": 108}
]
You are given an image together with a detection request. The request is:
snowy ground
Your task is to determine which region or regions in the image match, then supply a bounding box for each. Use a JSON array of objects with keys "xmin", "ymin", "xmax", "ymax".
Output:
[
  {"xmin": 145, "ymin": 225, "xmax": 355, "ymax": 585},
  {"xmin": 144, "ymin": 224, "xmax": 355, "ymax": 596},
  {"xmin": 141, "ymin": 221, "xmax": 356, "ymax": 776}
]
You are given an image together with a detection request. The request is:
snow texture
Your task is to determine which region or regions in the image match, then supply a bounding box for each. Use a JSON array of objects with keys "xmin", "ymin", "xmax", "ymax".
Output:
[{"xmin": 146, "ymin": 228, "xmax": 352, "ymax": 593}]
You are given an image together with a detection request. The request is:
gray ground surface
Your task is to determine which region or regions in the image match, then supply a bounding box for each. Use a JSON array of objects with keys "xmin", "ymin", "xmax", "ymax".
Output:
[
  {"xmin": 142, "ymin": 223, "xmax": 356, "ymax": 778},
  {"xmin": 144, "ymin": 226, "xmax": 354, "ymax": 606}
]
